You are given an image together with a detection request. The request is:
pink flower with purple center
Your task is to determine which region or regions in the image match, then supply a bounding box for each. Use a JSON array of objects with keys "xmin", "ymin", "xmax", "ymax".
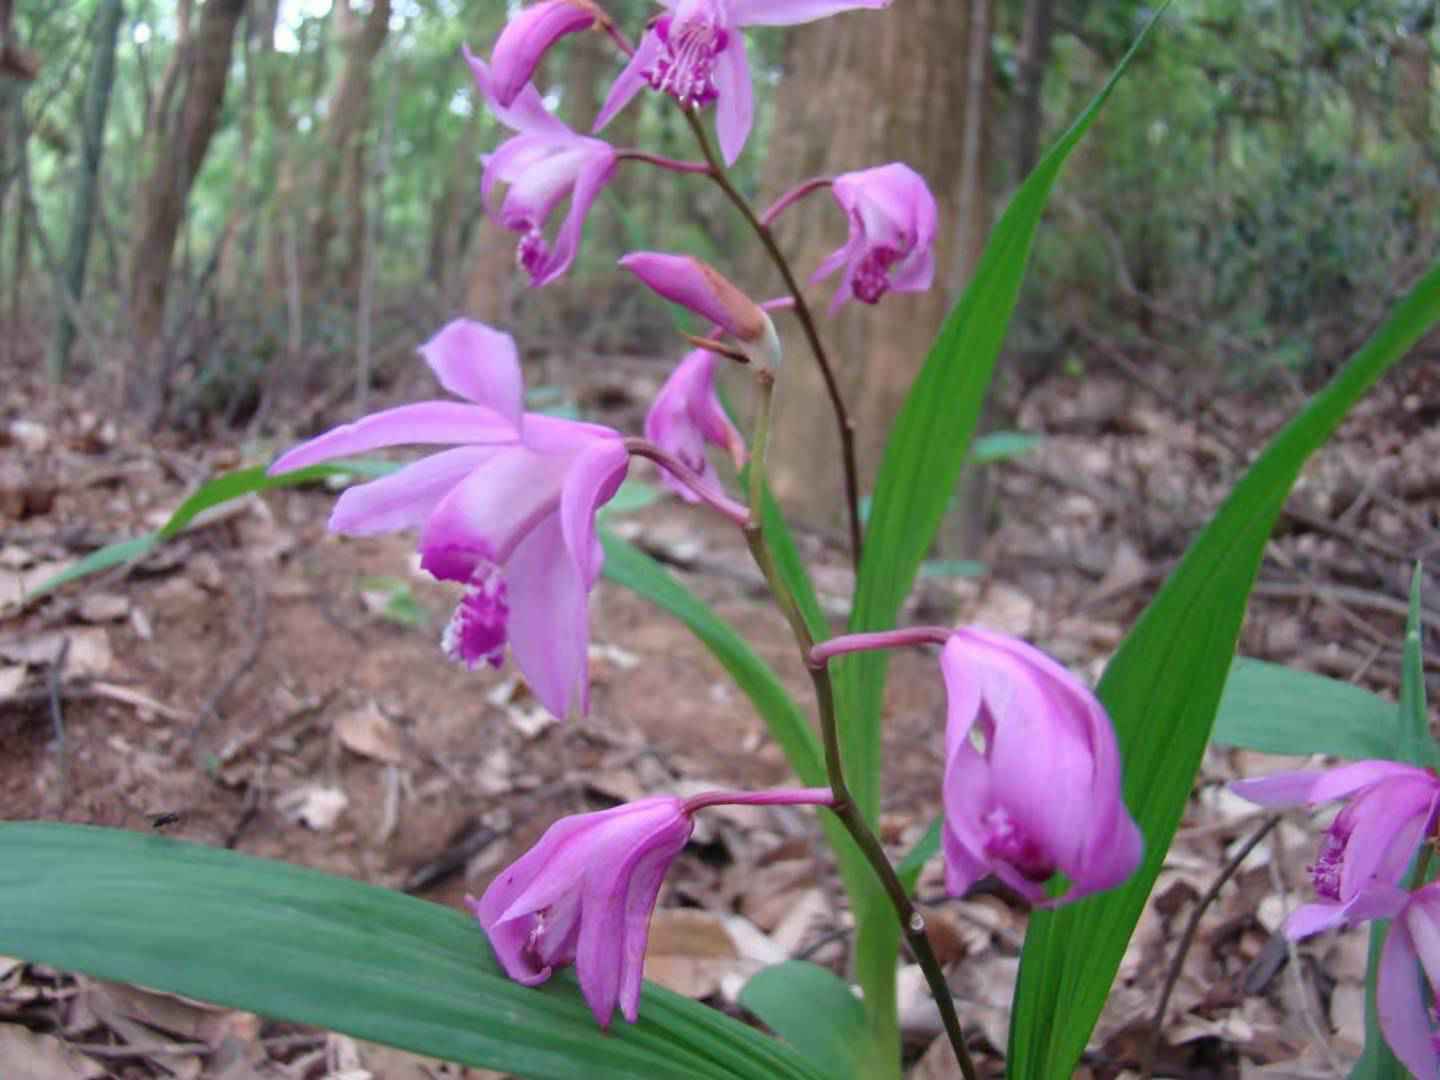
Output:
[
  {"xmin": 470, "ymin": 786, "xmax": 832, "ymax": 1026},
  {"xmin": 594, "ymin": 0, "xmax": 893, "ymax": 166},
  {"xmin": 268, "ymin": 319, "xmax": 628, "ymax": 719},
  {"xmin": 464, "ymin": 48, "xmax": 618, "ymax": 287},
  {"xmin": 1232, "ymin": 759, "xmax": 1440, "ymax": 938},
  {"xmin": 940, "ymin": 627, "xmax": 1142, "ymax": 905},
  {"xmin": 811, "ymin": 163, "xmax": 937, "ymax": 311}
]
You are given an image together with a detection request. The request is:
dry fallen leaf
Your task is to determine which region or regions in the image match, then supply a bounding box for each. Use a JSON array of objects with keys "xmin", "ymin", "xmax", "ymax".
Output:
[
  {"xmin": 276, "ymin": 784, "xmax": 349, "ymax": 830},
  {"xmin": 643, "ymin": 909, "xmax": 745, "ymax": 1001},
  {"xmin": 0, "ymin": 628, "xmax": 112, "ymax": 678},
  {"xmin": 334, "ymin": 701, "xmax": 407, "ymax": 764},
  {"xmin": 0, "ymin": 1024, "xmax": 106, "ymax": 1080},
  {"xmin": 76, "ymin": 592, "xmax": 130, "ymax": 623}
]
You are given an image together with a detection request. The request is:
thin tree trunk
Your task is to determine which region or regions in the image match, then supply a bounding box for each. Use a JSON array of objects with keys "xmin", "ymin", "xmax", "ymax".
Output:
[
  {"xmin": 1012, "ymin": 0, "xmax": 1055, "ymax": 182},
  {"xmin": 50, "ymin": 0, "xmax": 124, "ymax": 379},
  {"xmin": 302, "ymin": 0, "xmax": 390, "ymax": 289},
  {"xmin": 128, "ymin": 0, "xmax": 247, "ymax": 413},
  {"xmin": 759, "ymin": 0, "xmax": 994, "ymax": 530}
]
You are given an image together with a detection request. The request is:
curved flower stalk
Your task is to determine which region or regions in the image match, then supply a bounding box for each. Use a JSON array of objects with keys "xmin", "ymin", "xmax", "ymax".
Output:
[
  {"xmin": 938, "ymin": 627, "xmax": 1142, "ymax": 904},
  {"xmin": 465, "ymin": 49, "xmax": 618, "ymax": 287},
  {"xmin": 594, "ymin": 0, "xmax": 892, "ymax": 166},
  {"xmin": 489, "ymin": 1, "xmax": 611, "ymax": 108},
  {"xmin": 471, "ymin": 787, "xmax": 832, "ymax": 1026},
  {"xmin": 811, "ymin": 162, "xmax": 938, "ymax": 311},
  {"xmin": 1231, "ymin": 759, "xmax": 1440, "ymax": 938},
  {"xmin": 268, "ymin": 319, "xmax": 628, "ymax": 719},
  {"xmin": 645, "ymin": 349, "xmax": 747, "ymax": 503}
]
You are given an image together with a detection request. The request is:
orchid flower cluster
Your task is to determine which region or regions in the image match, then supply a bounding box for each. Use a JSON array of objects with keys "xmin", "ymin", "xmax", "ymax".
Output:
[
  {"xmin": 1234, "ymin": 761, "xmax": 1440, "ymax": 1073},
  {"xmin": 270, "ymin": 0, "xmax": 1143, "ymax": 1068}
]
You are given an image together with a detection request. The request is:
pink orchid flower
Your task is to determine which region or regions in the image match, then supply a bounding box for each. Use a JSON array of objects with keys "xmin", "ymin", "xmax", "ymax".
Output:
[
  {"xmin": 471, "ymin": 796, "xmax": 693, "ymax": 1027},
  {"xmin": 645, "ymin": 349, "xmax": 747, "ymax": 503},
  {"xmin": 594, "ymin": 0, "xmax": 892, "ymax": 166},
  {"xmin": 1232, "ymin": 759, "xmax": 1440, "ymax": 938},
  {"xmin": 941, "ymin": 627, "xmax": 1142, "ymax": 905},
  {"xmin": 1375, "ymin": 882, "xmax": 1440, "ymax": 1078},
  {"xmin": 489, "ymin": 1, "xmax": 604, "ymax": 108},
  {"xmin": 268, "ymin": 319, "xmax": 628, "ymax": 719},
  {"xmin": 470, "ymin": 786, "xmax": 831, "ymax": 1026},
  {"xmin": 811, "ymin": 162, "xmax": 937, "ymax": 311},
  {"xmin": 465, "ymin": 48, "xmax": 618, "ymax": 287}
]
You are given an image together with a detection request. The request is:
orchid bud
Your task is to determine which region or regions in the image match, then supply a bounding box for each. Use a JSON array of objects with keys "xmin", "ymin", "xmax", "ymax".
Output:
[
  {"xmin": 619, "ymin": 252, "xmax": 781, "ymax": 370},
  {"xmin": 490, "ymin": 1, "xmax": 605, "ymax": 108}
]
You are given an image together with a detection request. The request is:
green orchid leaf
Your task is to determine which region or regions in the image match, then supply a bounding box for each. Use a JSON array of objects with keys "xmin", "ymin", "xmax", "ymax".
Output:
[{"xmin": 0, "ymin": 822, "xmax": 823, "ymax": 1080}]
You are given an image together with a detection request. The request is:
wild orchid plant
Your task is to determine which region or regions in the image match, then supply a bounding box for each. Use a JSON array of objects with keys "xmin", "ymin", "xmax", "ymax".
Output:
[
  {"xmin": 5, "ymin": 3, "xmax": 1440, "ymax": 1077},
  {"xmin": 267, "ymin": 3, "xmax": 1143, "ymax": 1070}
]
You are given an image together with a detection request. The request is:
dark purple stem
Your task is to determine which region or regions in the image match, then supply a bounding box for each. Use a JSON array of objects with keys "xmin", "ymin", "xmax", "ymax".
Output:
[
  {"xmin": 809, "ymin": 626, "xmax": 952, "ymax": 667},
  {"xmin": 624, "ymin": 436, "xmax": 751, "ymax": 527},
  {"xmin": 618, "ymin": 150, "xmax": 712, "ymax": 175},
  {"xmin": 760, "ymin": 176, "xmax": 834, "ymax": 228},
  {"xmin": 681, "ymin": 787, "xmax": 835, "ymax": 815}
]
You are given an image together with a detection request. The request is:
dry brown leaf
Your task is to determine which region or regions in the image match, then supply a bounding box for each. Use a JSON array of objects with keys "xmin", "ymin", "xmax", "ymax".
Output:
[
  {"xmin": 76, "ymin": 593, "xmax": 129, "ymax": 623},
  {"xmin": 352, "ymin": 1038, "xmax": 502, "ymax": 1078},
  {"xmin": 334, "ymin": 701, "xmax": 407, "ymax": 764},
  {"xmin": 0, "ymin": 628, "xmax": 112, "ymax": 677},
  {"xmin": 0, "ymin": 665, "xmax": 25, "ymax": 697},
  {"xmin": 276, "ymin": 784, "xmax": 349, "ymax": 830},
  {"xmin": 643, "ymin": 909, "xmax": 744, "ymax": 1001},
  {"xmin": 0, "ymin": 1025, "xmax": 105, "ymax": 1080}
]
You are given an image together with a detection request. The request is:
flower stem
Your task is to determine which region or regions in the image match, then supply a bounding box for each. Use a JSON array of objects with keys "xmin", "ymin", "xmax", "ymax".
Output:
[
  {"xmin": 736, "ymin": 356, "xmax": 978, "ymax": 1080},
  {"xmin": 617, "ymin": 150, "xmax": 712, "ymax": 175},
  {"xmin": 810, "ymin": 627, "xmax": 953, "ymax": 666},
  {"xmin": 680, "ymin": 107, "xmax": 864, "ymax": 570},
  {"xmin": 760, "ymin": 176, "xmax": 833, "ymax": 228},
  {"xmin": 623, "ymin": 436, "xmax": 751, "ymax": 527},
  {"xmin": 681, "ymin": 787, "xmax": 835, "ymax": 815}
]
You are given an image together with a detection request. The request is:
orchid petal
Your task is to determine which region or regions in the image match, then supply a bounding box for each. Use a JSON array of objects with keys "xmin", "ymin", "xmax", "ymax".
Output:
[
  {"xmin": 463, "ymin": 47, "xmax": 570, "ymax": 136},
  {"xmin": 490, "ymin": 1, "xmax": 596, "ymax": 108},
  {"xmin": 532, "ymin": 148, "xmax": 618, "ymax": 287},
  {"xmin": 268, "ymin": 402, "xmax": 517, "ymax": 475},
  {"xmin": 594, "ymin": 31, "xmax": 661, "ymax": 133},
  {"xmin": 328, "ymin": 446, "xmax": 496, "ymax": 536},
  {"xmin": 418, "ymin": 446, "xmax": 569, "ymax": 581},
  {"xmin": 732, "ymin": 0, "xmax": 890, "ymax": 25},
  {"xmin": 504, "ymin": 512, "xmax": 589, "ymax": 718},
  {"xmin": 559, "ymin": 436, "xmax": 628, "ymax": 587},
  {"xmin": 1232, "ymin": 760, "xmax": 1433, "ymax": 808},
  {"xmin": 713, "ymin": 31, "xmax": 753, "ymax": 166},
  {"xmin": 1379, "ymin": 916, "xmax": 1439, "ymax": 1079},
  {"xmin": 418, "ymin": 320, "xmax": 525, "ymax": 426}
]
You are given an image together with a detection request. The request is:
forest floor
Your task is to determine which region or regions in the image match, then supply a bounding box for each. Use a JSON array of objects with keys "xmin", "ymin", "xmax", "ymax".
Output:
[{"xmin": 2, "ymin": 334, "xmax": 1438, "ymax": 1079}]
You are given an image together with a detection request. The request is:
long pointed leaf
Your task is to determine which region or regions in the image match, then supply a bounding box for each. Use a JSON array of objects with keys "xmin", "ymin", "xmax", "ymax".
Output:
[
  {"xmin": 0, "ymin": 823, "xmax": 823, "ymax": 1080},
  {"xmin": 1009, "ymin": 261, "xmax": 1440, "ymax": 1075}
]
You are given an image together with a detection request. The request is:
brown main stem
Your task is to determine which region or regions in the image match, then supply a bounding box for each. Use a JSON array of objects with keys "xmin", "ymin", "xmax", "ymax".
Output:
[
  {"xmin": 680, "ymin": 108, "xmax": 865, "ymax": 569},
  {"xmin": 741, "ymin": 366, "xmax": 976, "ymax": 1080}
]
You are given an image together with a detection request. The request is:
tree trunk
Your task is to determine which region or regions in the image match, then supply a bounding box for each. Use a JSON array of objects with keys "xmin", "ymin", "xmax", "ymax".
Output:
[
  {"xmin": 128, "ymin": 0, "xmax": 247, "ymax": 406},
  {"xmin": 1012, "ymin": 0, "xmax": 1055, "ymax": 182},
  {"xmin": 302, "ymin": 0, "xmax": 390, "ymax": 290},
  {"xmin": 758, "ymin": 0, "xmax": 994, "ymax": 533},
  {"xmin": 50, "ymin": 0, "xmax": 124, "ymax": 379}
]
